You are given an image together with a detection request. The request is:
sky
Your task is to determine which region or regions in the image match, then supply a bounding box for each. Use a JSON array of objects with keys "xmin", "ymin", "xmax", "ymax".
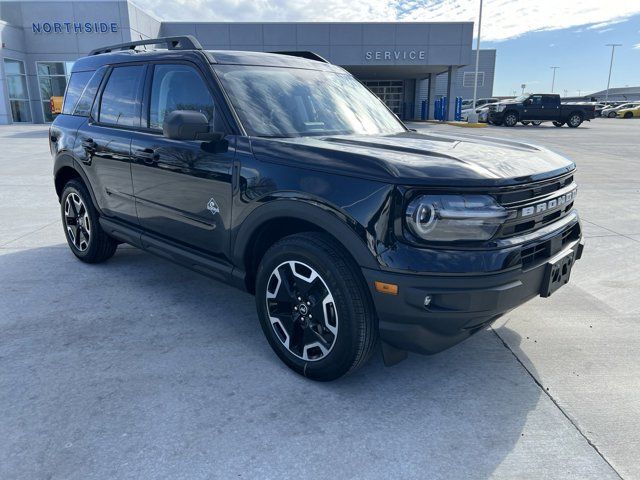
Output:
[{"xmin": 131, "ymin": 0, "xmax": 640, "ymax": 96}]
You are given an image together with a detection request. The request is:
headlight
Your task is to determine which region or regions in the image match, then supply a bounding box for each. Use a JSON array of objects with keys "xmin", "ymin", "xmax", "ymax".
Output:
[
  {"xmin": 495, "ymin": 104, "xmax": 506, "ymax": 112},
  {"xmin": 405, "ymin": 195, "xmax": 509, "ymax": 242}
]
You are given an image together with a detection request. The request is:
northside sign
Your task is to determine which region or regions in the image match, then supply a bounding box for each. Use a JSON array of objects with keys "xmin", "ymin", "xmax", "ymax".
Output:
[{"xmin": 32, "ymin": 21, "xmax": 119, "ymax": 34}]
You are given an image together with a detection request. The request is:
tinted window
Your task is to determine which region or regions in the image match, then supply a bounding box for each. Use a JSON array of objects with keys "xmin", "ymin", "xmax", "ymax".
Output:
[
  {"xmin": 149, "ymin": 64, "xmax": 217, "ymax": 130},
  {"xmin": 99, "ymin": 65, "xmax": 145, "ymax": 127},
  {"xmin": 73, "ymin": 67, "xmax": 107, "ymax": 117},
  {"xmin": 543, "ymin": 96, "xmax": 558, "ymax": 106},
  {"xmin": 531, "ymin": 95, "xmax": 543, "ymax": 106}
]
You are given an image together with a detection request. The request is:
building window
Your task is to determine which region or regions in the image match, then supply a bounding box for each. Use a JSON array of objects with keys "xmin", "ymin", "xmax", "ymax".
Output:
[
  {"xmin": 3, "ymin": 59, "xmax": 32, "ymax": 122},
  {"xmin": 37, "ymin": 61, "xmax": 74, "ymax": 122},
  {"xmin": 462, "ymin": 72, "xmax": 485, "ymax": 88}
]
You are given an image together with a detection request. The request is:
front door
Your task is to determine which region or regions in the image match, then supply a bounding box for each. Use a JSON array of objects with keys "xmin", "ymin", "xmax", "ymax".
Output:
[
  {"xmin": 75, "ymin": 64, "xmax": 147, "ymax": 224},
  {"xmin": 524, "ymin": 94, "xmax": 544, "ymax": 120},
  {"xmin": 130, "ymin": 62, "xmax": 234, "ymax": 259}
]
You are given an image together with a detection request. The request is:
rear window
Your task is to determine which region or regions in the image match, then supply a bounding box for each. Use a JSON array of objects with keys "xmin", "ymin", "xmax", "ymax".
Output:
[
  {"xmin": 98, "ymin": 65, "xmax": 145, "ymax": 127},
  {"xmin": 70, "ymin": 67, "xmax": 107, "ymax": 117},
  {"xmin": 62, "ymin": 71, "xmax": 93, "ymax": 115}
]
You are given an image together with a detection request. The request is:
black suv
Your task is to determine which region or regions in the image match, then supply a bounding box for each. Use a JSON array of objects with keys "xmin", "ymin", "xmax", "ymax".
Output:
[{"xmin": 50, "ymin": 36, "xmax": 584, "ymax": 380}]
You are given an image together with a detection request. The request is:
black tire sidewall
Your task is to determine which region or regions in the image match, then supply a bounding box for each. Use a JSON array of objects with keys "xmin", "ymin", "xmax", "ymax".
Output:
[{"xmin": 255, "ymin": 238, "xmax": 369, "ymax": 381}]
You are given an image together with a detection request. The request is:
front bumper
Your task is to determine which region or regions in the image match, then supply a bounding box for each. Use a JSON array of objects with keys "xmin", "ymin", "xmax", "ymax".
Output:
[
  {"xmin": 488, "ymin": 111, "xmax": 504, "ymax": 122},
  {"xmin": 362, "ymin": 226, "xmax": 584, "ymax": 356}
]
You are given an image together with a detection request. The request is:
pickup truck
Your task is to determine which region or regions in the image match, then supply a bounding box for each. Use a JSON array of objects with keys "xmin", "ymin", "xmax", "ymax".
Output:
[{"xmin": 488, "ymin": 94, "xmax": 596, "ymax": 127}]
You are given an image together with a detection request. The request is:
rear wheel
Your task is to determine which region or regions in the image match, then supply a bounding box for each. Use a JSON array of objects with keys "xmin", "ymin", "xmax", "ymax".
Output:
[
  {"xmin": 503, "ymin": 112, "xmax": 518, "ymax": 127},
  {"xmin": 568, "ymin": 113, "xmax": 583, "ymax": 128},
  {"xmin": 61, "ymin": 180, "xmax": 117, "ymax": 263},
  {"xmin": 553, "ymin": 121, "xmax": 564, "ymax": 127},
  {"xmin": 255, "ymin": 233, "xmax": 377, "ymax": 381},
  {"xmin": 608, "ymin": 111, "xmax": 617, "ymax": 118},
  {"xmin": 521, "ymin": 121, "xmax": 530, "ymax": 125},
  {"xmin": 531, "ymin": 120, "xmax": 542, "ymax": 126}
]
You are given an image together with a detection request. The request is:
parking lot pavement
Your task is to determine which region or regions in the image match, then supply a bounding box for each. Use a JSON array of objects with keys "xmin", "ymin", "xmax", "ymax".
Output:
[{"xmin": 0, "ymin": 120, "xmax": 636, "ymax": 479}]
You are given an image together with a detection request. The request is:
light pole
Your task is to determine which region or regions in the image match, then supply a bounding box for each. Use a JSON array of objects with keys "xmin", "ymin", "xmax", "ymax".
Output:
[
  {"xmin": 469, "ymin": 0, "xmax": 483, "ymax": 122},
  {"xmin": 605, "ymin": 44, "xmax": 622, "ymax": 104},
  {"xmin": 550, "ymin": 66, "xmax": 559, "ymax": 93},
  {"xmin": 521, "ymin": 83, "xmax": 526, "ymax": 94}
]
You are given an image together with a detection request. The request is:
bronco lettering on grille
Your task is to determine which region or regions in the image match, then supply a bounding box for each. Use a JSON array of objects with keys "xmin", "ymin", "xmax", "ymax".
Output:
[{"xmin": 521, "ymin": 188, "xmax": 577, "ymax": 218}]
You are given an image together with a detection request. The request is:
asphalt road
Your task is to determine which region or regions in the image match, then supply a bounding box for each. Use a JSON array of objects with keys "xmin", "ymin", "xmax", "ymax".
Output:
[{"xmin": 1, "ymin": 118, "xmax": 638, "ymax": 479}]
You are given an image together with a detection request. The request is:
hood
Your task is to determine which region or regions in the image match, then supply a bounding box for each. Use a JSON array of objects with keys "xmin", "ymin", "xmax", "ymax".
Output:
[{"xmin": 250, "ymin": 131, "xmax": 575, "ymax": 187}]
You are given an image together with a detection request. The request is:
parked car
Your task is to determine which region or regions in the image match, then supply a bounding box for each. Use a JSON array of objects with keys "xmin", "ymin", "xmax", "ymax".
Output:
[
  {"xmin": 489, "ymin": 94, "xmax": 596, "ymax": 127},
  {"xmin": 50, "ymin": 36, "xmax": 584, "ymax": 380},
  {"xmin": 602, "ymin": 103, "xmax": 640, "ymax": 118},
  {"xmin": 617, "ymin": 105, "xmax": 640, "ymax": 118}
]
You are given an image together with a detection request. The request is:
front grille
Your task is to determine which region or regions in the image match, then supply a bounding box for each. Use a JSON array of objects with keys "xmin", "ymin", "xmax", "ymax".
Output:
[{"xmin": 495, "ymin": 173, "xmax": 576, "ymax": 239}]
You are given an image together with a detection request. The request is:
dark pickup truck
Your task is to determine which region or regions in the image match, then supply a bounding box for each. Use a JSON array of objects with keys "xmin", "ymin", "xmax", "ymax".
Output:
[{"xmin": 488, "ymin": 94, "xmax": 596, "ymax": 128}]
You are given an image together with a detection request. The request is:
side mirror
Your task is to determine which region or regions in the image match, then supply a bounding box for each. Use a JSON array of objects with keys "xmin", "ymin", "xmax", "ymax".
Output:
[{"xmin": 163, "ymin": 110, "xmax": 210, "ymax": 141}]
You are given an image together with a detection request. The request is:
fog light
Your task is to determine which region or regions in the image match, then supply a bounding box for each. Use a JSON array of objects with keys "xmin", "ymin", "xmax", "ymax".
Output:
[{"xmin": 424, "ymin": 295, "xmax": 432, "ymax": 308}]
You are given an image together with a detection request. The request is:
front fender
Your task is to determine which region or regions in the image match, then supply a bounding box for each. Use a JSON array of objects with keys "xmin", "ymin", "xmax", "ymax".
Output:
[{"xmin": 231, "ymin": 198, "xmax": 382, "ymax": 270}]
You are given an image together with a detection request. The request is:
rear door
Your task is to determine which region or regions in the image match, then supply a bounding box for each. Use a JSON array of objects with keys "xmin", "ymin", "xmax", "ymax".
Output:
[
  {"xmin": 541, "ymin": 95, "xmax": 560, "ymax": 120},
  {"xmin": 130, "ymin": 61, "xmax": 235, "ymax": 260},
  {"xmin": 75, "ymin": 64, "xmax": 146, "ymax": 224}
]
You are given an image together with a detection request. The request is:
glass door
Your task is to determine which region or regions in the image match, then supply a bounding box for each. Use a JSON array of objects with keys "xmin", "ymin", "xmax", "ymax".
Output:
[
  {"xmin": 3, "ymin": 59, "xmax": 32, "ymax": 122},
  {"xmin": 363, "ymin": 80, "xmax": 404, "ymax": 115},
  {"xmin": 37, "ymin": 61, "xmax": 74, "ymax": 122}
]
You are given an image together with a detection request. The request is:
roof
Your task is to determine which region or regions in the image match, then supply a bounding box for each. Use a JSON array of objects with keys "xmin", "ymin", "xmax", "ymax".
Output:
[
  {"xmin": 587, "ymin": 86, "xmax": 640, "ymax": 96},
  {"xmin": 72, "ymin": 47, "xmax": 344, "ymax": 74}
]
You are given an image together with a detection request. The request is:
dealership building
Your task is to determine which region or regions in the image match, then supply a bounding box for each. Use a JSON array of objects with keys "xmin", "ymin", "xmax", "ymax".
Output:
[{"xmin": 0, "ymin": 0, "xmax": 495, "ymax": 124}]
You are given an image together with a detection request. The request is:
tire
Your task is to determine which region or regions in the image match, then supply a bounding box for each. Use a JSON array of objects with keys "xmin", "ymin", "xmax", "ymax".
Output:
[
  {"xmin": 531, "ymin": 120, "xmax": 542, "ymax": 126},
  {"xmin": 255, "ymin": 232, "xmax": 377, "ymax": 381},
  {"xmin": 521, "ymin": 121, "xmax": 530, "ymax": 125},
  {"xmin": 553, "ymin": 121, "xmax": 564, "ymax": 127},
  {"xmin": 60, "ymin": 179, "xmax": 117, "ymax": 263},
  {"xmin": 567, "ymin": 113, "xmax": 583, "ymax": 128},
  {"xmin": 503, "ymin": 111, "xmax": 518, "ymax": 127},
  {"xmin": 608, "ymin": 111, "xmax": 616, "ymax": 118},
  {"xmin": 624, "ymin": 112, "xmax": 633, "ymax": 119}
]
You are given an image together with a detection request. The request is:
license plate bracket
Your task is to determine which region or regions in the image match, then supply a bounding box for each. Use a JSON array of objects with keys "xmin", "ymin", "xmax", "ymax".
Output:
[{"xmin": 540, "ymin": 250, "xmax": 575, "ymax": 297}]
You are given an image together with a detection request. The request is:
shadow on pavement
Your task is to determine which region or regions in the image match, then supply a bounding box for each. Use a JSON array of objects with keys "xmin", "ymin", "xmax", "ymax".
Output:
[{"xmin": 0, "ymin": 245, "xmax": 540, "ymax": 479}]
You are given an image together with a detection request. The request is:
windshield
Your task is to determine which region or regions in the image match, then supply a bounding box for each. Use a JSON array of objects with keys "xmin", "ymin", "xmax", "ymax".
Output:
[
  {"xmin": 513, "ymin": 94, "xmax": 530, "ymax": 102},
  {"xmin": 214, "ymin": 65, "xmax": 406, "ymax": 138}
]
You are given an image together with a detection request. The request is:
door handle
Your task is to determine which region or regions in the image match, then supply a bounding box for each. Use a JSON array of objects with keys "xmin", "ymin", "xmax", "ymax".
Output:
[{"xmin": 136, "ymin": 148, "xmax": 159, "ymax": 164}]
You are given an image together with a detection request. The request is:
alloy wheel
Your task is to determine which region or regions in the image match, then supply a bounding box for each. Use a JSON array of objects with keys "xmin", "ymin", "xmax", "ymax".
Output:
[
  {"xmin": 64, "ymin": 192, "xmax": 91, "ymax": 251},
  {"xmin": 265, "ymin": 260, "xmax": 338, "ymax": 361}
]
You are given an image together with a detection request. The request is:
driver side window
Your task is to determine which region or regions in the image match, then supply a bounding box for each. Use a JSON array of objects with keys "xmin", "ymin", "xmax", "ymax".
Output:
[{"xmin": 149, "ymin": 64, "xmax": 221, "ymax": 131}]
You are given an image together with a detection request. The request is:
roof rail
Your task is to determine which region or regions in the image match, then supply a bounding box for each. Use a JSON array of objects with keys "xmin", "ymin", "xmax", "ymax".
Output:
[
  {"xmin": 89, "ymin": 35, "xmax": 203, "ymax": 56},
  {"xmin": 270, "ymin": 51, "xmax": 329, "ymax": 63}
]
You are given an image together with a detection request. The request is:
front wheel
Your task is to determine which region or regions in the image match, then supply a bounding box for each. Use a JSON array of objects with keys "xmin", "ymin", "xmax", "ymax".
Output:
[
  {"xmin": 531, "ymin": 120, "xmax": 542, "ymax": 126},
  {"xmin": 255, "ymin": 233, "xmax": 377, "ymax": 381},
  {"xmin": 624, "ymin": 112, "xmax": 633, "ymax": 119},
  {"xmin": 61, "ymin": 179, "xmax": 117, "ymax": 263},
  {"xmin": 503, "ymin": 112, "xmax": 518, "ymax": 127},
  {"xmin": 608, "ymin": 111, "xmax": 617, "ymax": 118},
  {"xmin": 553, "ymin": 121, "xmax": 564, "ymax": 127},
  {"xmin": 521, "ymin": 121, "xmax": 530, "ymax": 125}
]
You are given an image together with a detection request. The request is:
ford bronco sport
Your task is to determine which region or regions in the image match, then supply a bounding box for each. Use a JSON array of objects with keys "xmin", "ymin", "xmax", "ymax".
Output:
[{"xmin": 50, "ymin": 36, "xmax": 584, "ymax": 381}]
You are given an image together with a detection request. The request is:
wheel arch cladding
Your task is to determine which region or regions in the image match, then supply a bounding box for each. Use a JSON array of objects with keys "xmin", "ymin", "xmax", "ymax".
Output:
[
  {"xmin": 235, "ymin": 200, "xmax": 380, "ymax": 293},
  {"xmin": 53, "ymin": 154, "xmax": 100, "ymax": 213}
]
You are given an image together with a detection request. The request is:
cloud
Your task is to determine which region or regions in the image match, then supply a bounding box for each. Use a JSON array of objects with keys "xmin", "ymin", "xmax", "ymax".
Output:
[
  {"xmin": 634, "ymin": 43, "xmax": 640, "ymax": 49},
  {"xmin": 133, "ymin": 0, "xmax": 640, "ymax": 42}
]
